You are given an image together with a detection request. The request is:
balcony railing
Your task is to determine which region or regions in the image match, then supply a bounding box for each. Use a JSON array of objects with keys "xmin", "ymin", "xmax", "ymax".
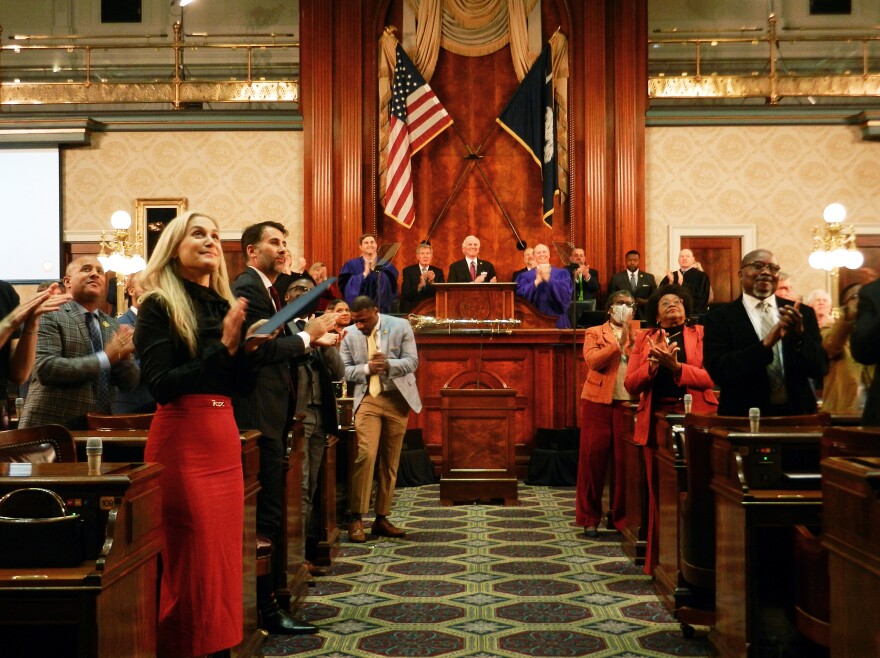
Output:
[
  {"xmin": 649, "ymin": 14, "xmax": 880, "ymax": 104},
  {"xmin": 0, "ymin": 23, "xmax": 298, "ymax": 109}
]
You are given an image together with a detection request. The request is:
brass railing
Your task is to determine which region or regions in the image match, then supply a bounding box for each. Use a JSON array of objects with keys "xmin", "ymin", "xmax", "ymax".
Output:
[
  {"xmin": 0, "ymin": 24, "xmax": 298, "ymax": 109},
  {"xmin": 649, "ymin": 15, "xmax": 880, "ymax": 104}
]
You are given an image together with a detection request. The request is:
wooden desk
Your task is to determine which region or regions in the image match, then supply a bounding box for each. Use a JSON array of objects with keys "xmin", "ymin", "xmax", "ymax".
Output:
[
  {"xmin": 0, "ymin": 462, "xmax": 162, "ymax": 657},
  {"xmin": 822, "ymin": 455, "xmax": 880, "ymax": 658},
  {"xmin": 653, "ymin": 412, "xmax": 714, "ymax": 628},
  {"xmin": 410, "ymin": 330, "xmax": 585, "ymax": 478},
  {"xmin": 72, "ymin": 430, "xmax": 266, "ymax": 657},
  {"xmin": 708, "ymin": 428, "xmax": 824, "ymax": 658},
  {"xmin": 619, "ymin": 404, "xmax": 645, "ymax": 565}
]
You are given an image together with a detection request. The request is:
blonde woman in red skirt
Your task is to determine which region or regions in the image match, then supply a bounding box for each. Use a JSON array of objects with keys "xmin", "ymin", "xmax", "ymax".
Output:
[{"xmin": 135, "ymin": 212, "xmax": 267, "ymax": 657}]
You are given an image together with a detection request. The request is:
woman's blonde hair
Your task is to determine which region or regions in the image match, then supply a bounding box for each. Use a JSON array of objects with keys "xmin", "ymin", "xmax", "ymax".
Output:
[{"xmin": 138, "ymin": 211, "xmax": 235, "ymax": 356}]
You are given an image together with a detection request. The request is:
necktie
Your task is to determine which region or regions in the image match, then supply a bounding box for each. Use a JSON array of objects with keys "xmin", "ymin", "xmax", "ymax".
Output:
[
  {"xmin": 758, "ymin": 301, "xmax": 787, "ymax": 404},
  {"xmin": 268, "ymin": 284, "xmax": 282, "ymax": 312},
  {"xmin": 576, "ymin": 273, "xmax": 584, "ymax": 301},
  {"xmin": 630, "ymin": 271, "xmax": 637, "ymax": 292},
  {"xmin": 367, "ymin": 328, "xmax": 382, "ymax": 397},
  {"xmin": 85, "ymin": 313, "xmax": 112, "ymax": 413},
  {"xmin": 469, "ymin": 261, "xmax": 476, "ymax": 281}
]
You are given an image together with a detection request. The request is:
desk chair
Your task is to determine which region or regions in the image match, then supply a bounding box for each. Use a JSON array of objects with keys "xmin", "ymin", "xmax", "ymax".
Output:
[{"xmin": 0, "ymin": 425, "xmax": 77, "ymax": 463}]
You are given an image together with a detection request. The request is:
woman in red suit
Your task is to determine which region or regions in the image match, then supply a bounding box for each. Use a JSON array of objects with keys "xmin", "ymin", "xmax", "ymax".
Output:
[
  {"xmin": 135, "ymin": 212, "xmax": 265, "ymax": 657},
  {"xmin": 625, "ymin": 284, "xmax": 717, "ymax": 574},
  {"xmin": 575, "ymin": 290, "xmax": 637, "ymax": 539}
]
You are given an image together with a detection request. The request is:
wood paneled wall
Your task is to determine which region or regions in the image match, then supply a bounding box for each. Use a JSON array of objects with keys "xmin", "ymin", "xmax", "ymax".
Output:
[{"xmin": 300, "ymin": 0, "xmax": 647, "ymax": 294}]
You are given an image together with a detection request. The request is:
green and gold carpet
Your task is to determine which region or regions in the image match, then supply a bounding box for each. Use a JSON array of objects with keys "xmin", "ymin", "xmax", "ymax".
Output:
[{"xmin": 264, "ymin": 484, "xmax": 711, "ymax": 657}]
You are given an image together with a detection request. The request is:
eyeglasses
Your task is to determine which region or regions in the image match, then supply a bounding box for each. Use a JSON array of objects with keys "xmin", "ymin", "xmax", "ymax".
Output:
[
  {"xmin": 287, "ymin": 285, "xmax": 312, "ymax": 294},
  {"xmin": 610, "ymin": 301, "xmax": 635, "ymax": 308},
  {"xmin": 744, "ymin": 261, "xmax": 781, "ymax": 274},
  {"xmin": 658, "ymin": 298, "xmax": 684, "ymax": 308}
]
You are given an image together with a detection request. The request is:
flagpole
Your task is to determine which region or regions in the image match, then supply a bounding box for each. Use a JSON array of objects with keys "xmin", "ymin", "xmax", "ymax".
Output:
[
  {"xmin": 424, "ymin": 123, "xmax": 500, "ymax": 243},
  {"xmin": 450, "ymin": 125, "xmax": 528, "ymax": 250}
]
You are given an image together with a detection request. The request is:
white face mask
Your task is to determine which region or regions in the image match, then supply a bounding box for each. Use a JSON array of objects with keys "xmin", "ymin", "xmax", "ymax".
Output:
[{"xmin": 610, "ymin": 304, "xmax": 633, "ymax": 325}]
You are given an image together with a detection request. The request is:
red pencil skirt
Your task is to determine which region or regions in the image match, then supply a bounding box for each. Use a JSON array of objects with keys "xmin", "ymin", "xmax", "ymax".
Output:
[{"xmin": 145, "ymin": 394, "xmax": 244, "ymax": 657}]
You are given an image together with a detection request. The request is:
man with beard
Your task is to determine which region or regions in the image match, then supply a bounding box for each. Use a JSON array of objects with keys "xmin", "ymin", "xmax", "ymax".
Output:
[
  {"xmin": 232, "ymin": 221, "xmax": 336, "ymax": 635},
  {"xmin": 703, "ymin": 249, "xmax": 827, "ymax": 416},
  {"xmin": 19, "ymin": 256, "xmax": 138, "ymax": 429}
]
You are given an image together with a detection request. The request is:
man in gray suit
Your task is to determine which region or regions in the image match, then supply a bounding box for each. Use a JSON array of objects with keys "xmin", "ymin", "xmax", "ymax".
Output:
[
  {"xmin": 341, "ymin": 295, "xmax": 421, "ymax": 543},
  {"xmin": 20, "ymin": 256, "xmax": 139, "ymax": 430}
]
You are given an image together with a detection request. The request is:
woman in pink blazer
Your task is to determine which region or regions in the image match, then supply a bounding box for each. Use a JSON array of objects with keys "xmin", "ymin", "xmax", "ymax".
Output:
[
  {"xmin": 576, "ymin": 290, "xmax": 637, "ymax": 538},
  {"xmin": 625, "ymin": 284, "xmax": 718, "ymax": 573}
]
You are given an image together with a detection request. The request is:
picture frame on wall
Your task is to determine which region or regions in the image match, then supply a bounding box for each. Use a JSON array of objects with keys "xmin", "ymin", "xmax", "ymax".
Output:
[{"xmin": 136, "ymin": 198, "xmax": 188, "ymax": 259}]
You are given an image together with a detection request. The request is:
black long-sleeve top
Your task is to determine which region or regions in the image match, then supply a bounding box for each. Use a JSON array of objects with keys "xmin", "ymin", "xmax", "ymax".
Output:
[{"xmin": 134, "ymin": 279, "xmax": 257, "ymax": 405}]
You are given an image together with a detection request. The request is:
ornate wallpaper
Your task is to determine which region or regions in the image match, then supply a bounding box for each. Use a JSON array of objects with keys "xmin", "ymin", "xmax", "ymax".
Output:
[
  {"xmin": 646, "ymin": 124, "xmax": 880, "ymax": 296},
  {"xmin": 63, "ymin": 130, "xmax": 305, "ymax": 255}
]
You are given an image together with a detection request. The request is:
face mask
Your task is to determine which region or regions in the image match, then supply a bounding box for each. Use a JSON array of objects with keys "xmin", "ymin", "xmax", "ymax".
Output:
[{"xmin": 611, "ymin": 304, "xmax": 633, "ymax": 324}]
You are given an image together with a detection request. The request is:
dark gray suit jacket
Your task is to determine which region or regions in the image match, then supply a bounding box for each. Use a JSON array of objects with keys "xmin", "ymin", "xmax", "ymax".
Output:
[
  {"xmin": 608, "ymin": 270, "xmax": 657, "ymax": 319},
  {"xmin": 704, "ymin": 295, "xmax": 827, "ymax": 416},
  {"xmin": 851, "ymin": 277, "xmax": 880, "ymax": 426},
  {"xmin": 20, "ymin": 301, "xmax": 140, "ymax": 429},
  {"xmin": 232, "ymin": 267, "xmax": 308, "ymax": 439}
]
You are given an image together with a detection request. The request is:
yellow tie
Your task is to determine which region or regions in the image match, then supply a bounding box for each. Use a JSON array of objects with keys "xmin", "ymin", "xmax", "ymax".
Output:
[{"xmin": 367, "ymin": 328, "xmax": 382, "ymax": 397}]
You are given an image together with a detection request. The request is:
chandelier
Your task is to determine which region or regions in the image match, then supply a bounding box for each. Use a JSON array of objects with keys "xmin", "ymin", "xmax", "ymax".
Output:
[
  {"xmin": 97, "ymin": 210, "xmax": 147, "ymax": 315},
  {"xmin": 807, "ymin": 203, "xmax": 864, "ymax": 272}
]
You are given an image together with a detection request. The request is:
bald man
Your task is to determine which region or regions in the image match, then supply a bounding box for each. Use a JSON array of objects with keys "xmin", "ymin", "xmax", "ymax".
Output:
[
  {"xmin": 661, "ymin": 249, "xmax": 711, "ymax": 314},
  {"xmin": 19, "ymin": 256, "xmax": 139, "ymax": 429},
  {"xmin": 703, "ymin": 249, "xmax": 827, "ymax": 416}
]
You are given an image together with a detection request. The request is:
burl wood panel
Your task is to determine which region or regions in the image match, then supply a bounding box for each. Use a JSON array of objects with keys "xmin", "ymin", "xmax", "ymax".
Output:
[{"xmin": 440, "ymin": 389, "xmax": 517, "ymax": 506}]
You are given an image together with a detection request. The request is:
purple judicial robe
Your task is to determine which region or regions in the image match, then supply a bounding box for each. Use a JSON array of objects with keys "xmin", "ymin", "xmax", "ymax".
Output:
[
  {"xmin": 515, "ymin": 266, "xmax": 574, "ymax": 328},
  {"xmin": 339, "ymin": 257, "xmax": 398, "ymax": 313}
]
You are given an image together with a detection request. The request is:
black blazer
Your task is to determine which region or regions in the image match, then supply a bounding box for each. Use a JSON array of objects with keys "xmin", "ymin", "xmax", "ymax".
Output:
[
  {"xmin": 851, "ymin": 277, "xmax": 880, "ymax": 426},
  {"xmin": 399, "ymin": 263, "xmax": 445, "ymax": 313},
  {"xmin": 447, "ymin": 258, "xmax": 497, "ymax": 283},
  {"xmin": 231, "ymin": 267, "xmax": 308, "ymax": 440},
  {"xmin": 608, "ymin": 270, "xmax": 657, "ymax": 319},
  {"xmin": 566, "ymin": 265, "xmax": 600, "ymax": 301},
  {"xmin": 661, "ymin": 268, "xmax": 711, "ymax": 314},
  {"xmin": 511, "ymin": 267, "xmax": 532, "ymax": 283},
  {"xmin": 703, "ymin": 295, "xmax": 827, "ymax": 417}
]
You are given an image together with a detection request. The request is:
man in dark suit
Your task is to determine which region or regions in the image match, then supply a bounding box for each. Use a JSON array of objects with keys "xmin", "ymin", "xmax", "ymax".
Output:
[
  {"xmin": 566, "ymin": 247, "xmax": 600, "ymax": 303},
  {"xmin": 704, "ymin": 249, "xmax": 827, "ymax": 417},
  {"xmin": 607, "ymin": 250, "xmax": 657, "ymax": 320},
  {"xmin": 19, "ymin": 256, "xmax": 139, "ymax": 429},
  {"xmin": 851, "ymin": 276, "xmax": 880, "ymax": 426},
  {"xmin": 232, "ymin": 221, "xmax": 336, "ymax": 635},
  {"xmin": 113, "ymin": 272, "xmax": 155, "ymax": 414},
  {"xmin": 661, "ymin": 248, "xmax": 711, "ymax": 314},
  {"xmin": 399, "ymin": 242, "xmax": 445, "ymax": 313},
  {"xmin": 511, "ymin": 247, "xmax": 535, "ymax": 282},
  {"xmin": 447, "ymin": 235, "xmax": 497, "ymax": 283}
]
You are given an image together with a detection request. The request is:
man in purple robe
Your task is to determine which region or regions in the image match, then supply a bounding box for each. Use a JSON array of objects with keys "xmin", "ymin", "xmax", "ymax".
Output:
[
  {"xmin": 338, "ymin": 233, "xmax": 398, "ymax": 313},
  {"xmin": 515, "ymin": 243, "xmax": 573, "ymax": 328}
]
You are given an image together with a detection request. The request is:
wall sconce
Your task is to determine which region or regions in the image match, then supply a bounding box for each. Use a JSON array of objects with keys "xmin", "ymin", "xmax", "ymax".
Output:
[{"xmin": 97, "ymin": 210, "xmax": 147, "ymax": 316}]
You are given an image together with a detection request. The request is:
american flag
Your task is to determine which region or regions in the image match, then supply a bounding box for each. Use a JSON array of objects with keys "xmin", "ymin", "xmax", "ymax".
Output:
[{"xmin": 384, "ymin": 44, "xmax": 453, "ymax": 228}]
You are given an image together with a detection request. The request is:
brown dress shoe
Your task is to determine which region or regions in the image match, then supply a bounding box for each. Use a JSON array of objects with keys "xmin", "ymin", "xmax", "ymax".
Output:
[
  {"xmin": 371, "ymin": 517, "xmax": 406, "ymax": 538},
  {"xmin": 348, "ymin": 519, "xmax": 366, "ymax": 543},
  {"xmin": 303, "ymin": 560, "xmax": 328, "ymax": 578}
]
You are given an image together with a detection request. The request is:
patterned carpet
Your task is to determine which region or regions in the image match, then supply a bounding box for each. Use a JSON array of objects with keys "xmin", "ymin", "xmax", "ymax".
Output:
[{"xmin": 264, "ymin": 484, "xmax": 711, "ymax": 657}]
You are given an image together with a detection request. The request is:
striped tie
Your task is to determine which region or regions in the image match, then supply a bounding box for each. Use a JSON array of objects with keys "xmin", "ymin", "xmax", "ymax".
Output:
[{"xmin": 367, "ymin": 328, "xmax": 382, "ymax": 397}]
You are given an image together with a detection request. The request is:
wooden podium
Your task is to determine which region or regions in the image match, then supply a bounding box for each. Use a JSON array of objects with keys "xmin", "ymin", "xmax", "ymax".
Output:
[
  {"xmin": 432, "ymin": 282, "xmax": 517, "ymax": 321},
  {"xmin": 439, "ymin": 388, "xmax": 518, "ymax": 506}
]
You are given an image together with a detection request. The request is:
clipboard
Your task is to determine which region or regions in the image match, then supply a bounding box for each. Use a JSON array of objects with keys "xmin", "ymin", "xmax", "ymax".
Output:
[{"xmin": 249, "ymin": 277, "xmax": 337, "ymax": 337}]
